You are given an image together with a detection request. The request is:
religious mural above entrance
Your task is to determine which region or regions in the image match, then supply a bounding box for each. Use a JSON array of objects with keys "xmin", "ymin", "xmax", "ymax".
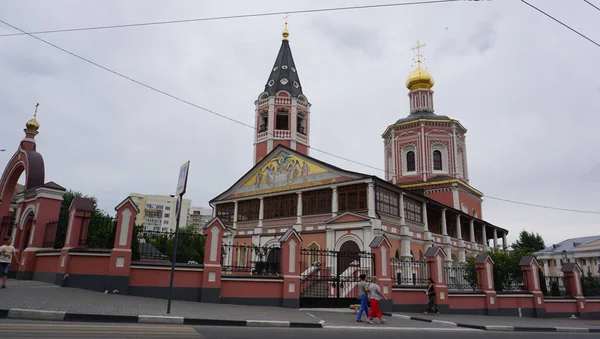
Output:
[{"xmin": 225, "ymin": 150, "xmax": 360, "ymax": 199}]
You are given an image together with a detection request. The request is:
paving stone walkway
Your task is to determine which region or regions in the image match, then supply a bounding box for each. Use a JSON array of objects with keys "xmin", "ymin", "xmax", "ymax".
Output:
[{"xmin": 0, "ymin": 279, "xmax": 319, "ymax": 324}]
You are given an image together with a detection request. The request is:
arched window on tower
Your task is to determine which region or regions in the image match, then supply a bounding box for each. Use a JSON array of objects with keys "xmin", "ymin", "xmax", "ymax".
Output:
[
  {"xmin": 406, "ymin": 151, "xmax": 416, "ymax": 172},
  {"xmin": 433, "ymin": 150, "xmax": 443, "ymax": 171},
  {"xmin": 276, "ymin": 110, "xmax": 289, "ymax": 130},
  {"xmin": 259, "ymin": 112, "xmax": 268, "ymax": 132},
  {"xmin": 422, "ymin": 94, "xmax": 427, "ymax": 109}
]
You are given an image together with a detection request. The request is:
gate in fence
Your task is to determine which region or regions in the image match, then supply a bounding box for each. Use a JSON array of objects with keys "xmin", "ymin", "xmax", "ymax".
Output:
[{"xmin": 299, "ymin": 242, "xmax": 375, "ymax": 308}]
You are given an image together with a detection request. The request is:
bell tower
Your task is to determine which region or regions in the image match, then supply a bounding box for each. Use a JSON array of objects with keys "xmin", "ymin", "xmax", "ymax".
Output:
[
  {"xmin": 253, "ymin": 19, "xmax": 311, "ymax": 165},
  {"xmin": 382, "ymin": 41, "xmax": 484, "ymax": 218}
]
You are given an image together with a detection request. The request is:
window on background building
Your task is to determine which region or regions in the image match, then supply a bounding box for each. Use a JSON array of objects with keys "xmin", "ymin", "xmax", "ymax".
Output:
[
  {"xmin": 216, "ymin": 203, "xmax": 235, "ymax": 224},
  {"xmin": 406, "ymin": 151, "xmax": 416, "ymax": 172},
  {"xmin": 165, "ymin": 206, "xmax": 171, "ymax": 210},
  {"xmin": 163, "ymin": 220, "xmax": 168, "ymax": 224},
  {"xmin": 164, "ymin": 213, "xmax": 170, "ymax": 218},
  {"xmin": 404, "ymin": 197, "xmax": 422, "ymax": 223},
  {"xmin": 375, "ymin": 186, "xmax": 399, "ymax": 216},
  {"xmin": 433, "ymin": 150, "xmax": 443, "ymax": 171},
  {"xmin": 237, "ymin": 199, "xmax": 260, "ymax": 221},
  {"xmin": 276, "ymin": 111, "xmax": 289, "ymax": 130},
  {"xmin": 338, "ymin": 184, "xmax": 367, "ymax": 212},
  {"xmin": 264, "ymin": 194, "xmax": 297, "ymax": 219},
  {"xmin": 302, "ymin": 189, "xmax": 332, "ymax": 215}
]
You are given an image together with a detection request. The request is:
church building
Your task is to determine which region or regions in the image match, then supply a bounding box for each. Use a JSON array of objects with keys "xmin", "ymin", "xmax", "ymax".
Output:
[{"xmin": 209, "ymin": 24, "xmax": 508, "ymax": 266}]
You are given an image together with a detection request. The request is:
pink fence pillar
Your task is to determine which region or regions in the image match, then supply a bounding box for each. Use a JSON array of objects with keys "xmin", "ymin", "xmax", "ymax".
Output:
[
  {"xmin": 474, "ymin": 254, "xmax": 498, "ymax": 315},
  {"xmin": 279, "ymin": 228, "xmax": 302, "ymax": 308},
  {"xmin": 562, "ymin": 263, "xmax": 587, "ymax": 318},
  {"xmin": 424, "ymin": 246, "xmax": 449, "ymax": 311},
  {"xmin": 519, "ymin": 256, "xmax": 546, "ymax": 317},
  {"xmin": 107, "ymin": 197, "xmax": 139, "ymax": 293},
  {"xmin": 369, "ymin": 235, "xmax": 393, "ymax": 312},
  {"xmin": 201, "ymin": 218, "xmax": 227, "ymax": 303}
]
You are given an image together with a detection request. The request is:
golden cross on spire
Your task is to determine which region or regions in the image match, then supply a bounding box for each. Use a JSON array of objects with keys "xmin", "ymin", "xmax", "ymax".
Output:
[
  {"xmin": 282, "ymin": 13, "xmax": 290, "ymax": 40},
  {"xmin": 34, "ymin": 103, "xmax": 39, "ymax": 118},
  {"xmin": 411, "ymin": 40, "xmax": 426, "ymax": 68}
]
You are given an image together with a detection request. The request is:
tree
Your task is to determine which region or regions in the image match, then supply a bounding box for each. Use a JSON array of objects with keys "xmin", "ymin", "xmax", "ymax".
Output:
[
  {"xmin": 511, "ymin": 230, "xmax": 545, "ymax": 254},
  {"xmin": 464, "ymin": 249, "xmax": 527, "ymax": 292}
]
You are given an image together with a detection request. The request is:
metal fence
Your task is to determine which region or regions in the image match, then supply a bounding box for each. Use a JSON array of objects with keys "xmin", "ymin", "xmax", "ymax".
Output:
[
  {"xmin": 497, "ymin": 275, "xmax": 528, "ymax": 292},
  {"xmin": 43, "ymin": 220, "xmax": 59, "ymax": 248},
  {"xmin": 582, "ymin": 275, "xmax": 600, "ymax": 297},
  {"xmin": 221, "ymin": 244, "xmax": 281, "ymax": 275},
  {"xmin": 543, "ymin": 275, "xmax": 568, "ymax": 297},
  {"xmin": 391, "ymin": 259, "xmax": 429, "ymax": 286},
  {"xmin": 135, "ymin": 227, "xmax": 205, "ymax": 264},
  {"xmin": 445, "ymin": 263, "xmax": 476, "ymax": 291},
  {"xmin": 0, "ymin": 215, "xmax": 14, "ymax": 239},
  {"xmin": 81, "ymin": 215, "xmax": 117, "ymax": 249}
]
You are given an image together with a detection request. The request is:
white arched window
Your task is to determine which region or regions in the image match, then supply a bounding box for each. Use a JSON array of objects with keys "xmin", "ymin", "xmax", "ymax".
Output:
[
  {"xmin": 431, "ymin": 144, "xmax": 448, "ymax": 174},
  {"xmin": 402, "ymin": 146, "xmax": 417, "ymax": 174}
]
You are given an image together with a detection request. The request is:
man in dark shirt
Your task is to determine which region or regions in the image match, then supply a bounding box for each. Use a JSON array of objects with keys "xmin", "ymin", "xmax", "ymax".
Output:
[{"xmin": 424, "ymin": 278, "xmax": 439, "ymax": 315}]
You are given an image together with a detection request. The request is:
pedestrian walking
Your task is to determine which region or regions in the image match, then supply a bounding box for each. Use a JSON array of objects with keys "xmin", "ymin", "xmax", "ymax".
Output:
[
  {"xmin": 366, "ymin": 276, "xmax": 386, "ymax": 324},
  {"xmin": 424, "ymin": 277, "xmax": 439, "ymax": 315},
  {"xmin": 356, "ymin": 273, "xmax": 369, "ymax": 322},
  {"xmin": 0, "ymin": 236, "xmax": 19, "ymax": 289}
]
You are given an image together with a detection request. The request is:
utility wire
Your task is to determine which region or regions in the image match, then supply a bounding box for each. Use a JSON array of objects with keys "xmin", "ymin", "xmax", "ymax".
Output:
[
  {"xmin": 2, "ymin": 18, "xmax": 599, "ymax": 216},
  {"xmin": 521, "ymin": 0, "xmax": 600, "ymax": 48},
  {"xmin": 0, "ymin": 0, "xmax": 462, "ymax": 37},
  {"xmin": 584, "ymin": 0, "xmax": 600, "ymax": 12}
]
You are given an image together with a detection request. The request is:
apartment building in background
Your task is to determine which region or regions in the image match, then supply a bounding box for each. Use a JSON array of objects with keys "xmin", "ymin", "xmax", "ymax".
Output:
[
  {"xmin": 129, "ymin": 193, "xmax": 192, "ymax": 232},
  {"xmin": 535, "ymin": 235, "xmax": 600, "ymax": 277},
  {"xmin": 188, "ymin": 207, "xmax": 213, "ymax": 231}
]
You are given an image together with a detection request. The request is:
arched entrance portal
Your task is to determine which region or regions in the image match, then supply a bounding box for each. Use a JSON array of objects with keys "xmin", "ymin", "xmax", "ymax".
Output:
[
  {"xmin": 265, "ymin": 247, "xmax": 281, "ymax": 275},
  {"xmin": 338, "ymin": 240, "xmax": 360, "ymax": 275}
]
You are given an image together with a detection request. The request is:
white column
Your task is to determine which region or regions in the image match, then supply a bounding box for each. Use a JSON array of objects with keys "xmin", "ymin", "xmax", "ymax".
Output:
[
  {"xmin": 422, "ymin": 201, "xmax": 428, "ymax": 232},
  {"xmin": 290, "ymin": 99, "xmax": 298, "ymax": 150},
  {"xmin": 331, "ymin": 187, "xmax": 338, "ymax": 217},
  {"xmin": 296, "ymin": 192, "xmax": 302, "ymax": 225},
  {"xmin": 391, "ymin": 136, "xmax": 397, "ymax": 184},
  {"xmin": 258, "ymin": 198, "xmax": 264, "ymax": 228},
  {"xmin": 233, "ymin": 201, "xmax": 238, "ymax": 229},
  {"xmin": 456, "ymin": 214, "xmax": 462, "ymax": 240},
  {"xmin": 481, "ymin": 224, "xmax": 487, "ymax": 247},
  {"xmin": 399, "ymin": 193, "xmax": 406, "ymax": 226},
  {"xmin": 267, "ymin": 98, "xmax": 275, "ymax": 153},
  {"xmin": 367, "ymin": 182, "xmax": 376, "ymax": 218},
  {"xmin": 543, "ymin": 260, "xmax": 549, "ymax": 275},
  {"xmin": 441, "ymin": 209, "xmax": 448, "ymax": 235},
  {"xmin": 502, "ymin": 232, "xmax": 507, "ymax": 250},
  {"xmin": 469, "ymin": 219, "xmax": 475, "ymax": 244},
  {"xmin": 493, "ymin": 228, "xmax": 498, "ymax": 248}
]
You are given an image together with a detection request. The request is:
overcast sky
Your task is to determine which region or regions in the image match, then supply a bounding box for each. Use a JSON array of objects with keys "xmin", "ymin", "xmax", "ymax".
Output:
[{"xmin": 1, "ymin": 0, "xmax": 599, "ymax": 246}]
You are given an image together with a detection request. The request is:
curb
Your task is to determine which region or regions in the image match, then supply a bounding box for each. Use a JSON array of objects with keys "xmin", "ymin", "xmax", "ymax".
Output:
[
  {"xmin": 391, "ymin": 314, "xmax": 599, "ymax": 333},
  {"xmin": 0, "ymin": 308, "xmax": 322, "ymax": 329}
]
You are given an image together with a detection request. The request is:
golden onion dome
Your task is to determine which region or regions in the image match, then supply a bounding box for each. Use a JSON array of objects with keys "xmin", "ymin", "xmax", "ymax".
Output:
[
  {"xmin": 26, "ymin": 103, "xmax": 40, "ymax": 131},
  {"xmin": 406, "ymin": 63, "xmax": 434, "ymax": 91}
]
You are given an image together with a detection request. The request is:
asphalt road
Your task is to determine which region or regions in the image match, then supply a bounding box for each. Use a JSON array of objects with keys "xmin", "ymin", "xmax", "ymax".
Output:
[{"xmin": 1, "ymin": 321, "xmax": 599, "ymax": 339}]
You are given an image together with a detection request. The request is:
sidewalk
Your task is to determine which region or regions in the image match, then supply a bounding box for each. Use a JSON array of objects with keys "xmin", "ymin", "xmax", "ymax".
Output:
[
  {"xmin": 0, "ymin": 279, "xmax": 321, "ymax": 328},
  {"xmin": 393, "ymin": 312, "xmax": 600, "ymax": 333}
]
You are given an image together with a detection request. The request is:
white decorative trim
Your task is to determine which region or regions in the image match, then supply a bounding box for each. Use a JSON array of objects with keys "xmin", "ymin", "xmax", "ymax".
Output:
[
  {"xmin": 221, "ymin": 277, "xmax": 283, "ymax": 283},
  {"xmin": 69, "ymin": 252, "xmax": 111, "ymax": 257},
  {"xmin": 36, "ymin": 252, "xmax": 61, "ymax": 257},
  {"xmin": 130, "ymin": 265, "xmax": 203, "ymax": 271}
]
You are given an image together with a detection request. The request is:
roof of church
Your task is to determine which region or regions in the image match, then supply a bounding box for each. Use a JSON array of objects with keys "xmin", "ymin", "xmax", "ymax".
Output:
[
  {"xmin": 395, "ymin": 111, "xmax": 451, "ymax": 124},
  {"xmin": 262, "ymin": 39, "xmax": 304, "ymax": 99}
]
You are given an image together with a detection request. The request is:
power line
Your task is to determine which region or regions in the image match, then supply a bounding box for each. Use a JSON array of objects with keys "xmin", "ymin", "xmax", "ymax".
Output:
[
  {"xmin": 2, "ymin": 19, "xmax": 599, "ymax": 216},
  {"xmin": 521, "ymin": 0, "xmax": 600, "ymax": 48},
  {"xmin": 0, "ymin": 0, "xmax": 462, "ymax": 37},
  {"xmin": 584, "ymin": 0, "xmax": 600, "ymax": 12}
]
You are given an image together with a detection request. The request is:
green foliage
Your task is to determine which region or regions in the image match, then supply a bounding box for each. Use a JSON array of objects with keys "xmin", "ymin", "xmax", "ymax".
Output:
[
  {"xmin": 539, "ymin": 267, "xmax": 548, "ymax": 296},
  {"xmin": 464, "ymin": 249, "xmax": 527, "ymax": 292},
  {"xmin": 144, "ymin": 226, "xmax": 205, "ymax": 264},
  {"xmin": 464, "ymin": 256, "xmax": 478, "ymax": 286},
  {"xmin": 511, "ymin": 230, "xmax": 545, "ymax": 253},
  {"xmin": 131, "ymin": 225, "xmax": 140, "ymax": 261},
  {"xmin": 582, "ymin": 271, "xmax": 600, "ymax": 297}
]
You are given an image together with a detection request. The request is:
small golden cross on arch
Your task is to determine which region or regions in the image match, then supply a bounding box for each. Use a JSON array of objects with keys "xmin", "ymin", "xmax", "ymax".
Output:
[
  {"xmin": 34, "ymin": 103, "xmax": 39, "ymax": 118},
  {"xmin": 411, "ymin": 40, "xmax": 427, "ymax": 66}
]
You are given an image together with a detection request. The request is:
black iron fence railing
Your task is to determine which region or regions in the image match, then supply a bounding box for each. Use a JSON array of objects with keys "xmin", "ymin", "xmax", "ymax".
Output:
[
  {"xmin": 135, "ymin": 227, "xmax": 205, "ymax": 264},
  {"xmin": 80, "ymin": 215, "xmax": 117, "ymax": 249},
  {"xmin": 543, "ymin": 275, "xmax": 568, "ymax": 297},
  {"xmin": 445, "ymin": 263, "xmax": 477, "ymax": 291},
  {"xmin": 221, "ymin": 244, "xmax": 281, "ymax": 275},
  {"xmin": 582, "ymin": 275, "xmax": 600, "ymax": 297},
  {"xmin": 43, "ymin": 220, "xmax": 59, "ymax": 248},
  {"xmin": 391, "ymin": 259, "xmax": 429, "ymax": 286},
  {"xmin": 497, "ymin": 275, "xmax": 528, "ymax": 292}
]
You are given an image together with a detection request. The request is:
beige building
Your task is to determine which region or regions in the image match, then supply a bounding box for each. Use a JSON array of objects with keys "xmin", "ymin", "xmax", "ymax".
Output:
[
  {"xmin": 188, "ymin": 207, "xmax": 212, "ymax": 231},
  {"xmin": 535, "ymin": 235, "xmax": 600, "ymax": 277},
  {"xmin": 129, "ymin": 193, "xmax": 192, "ymax": 232}
]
